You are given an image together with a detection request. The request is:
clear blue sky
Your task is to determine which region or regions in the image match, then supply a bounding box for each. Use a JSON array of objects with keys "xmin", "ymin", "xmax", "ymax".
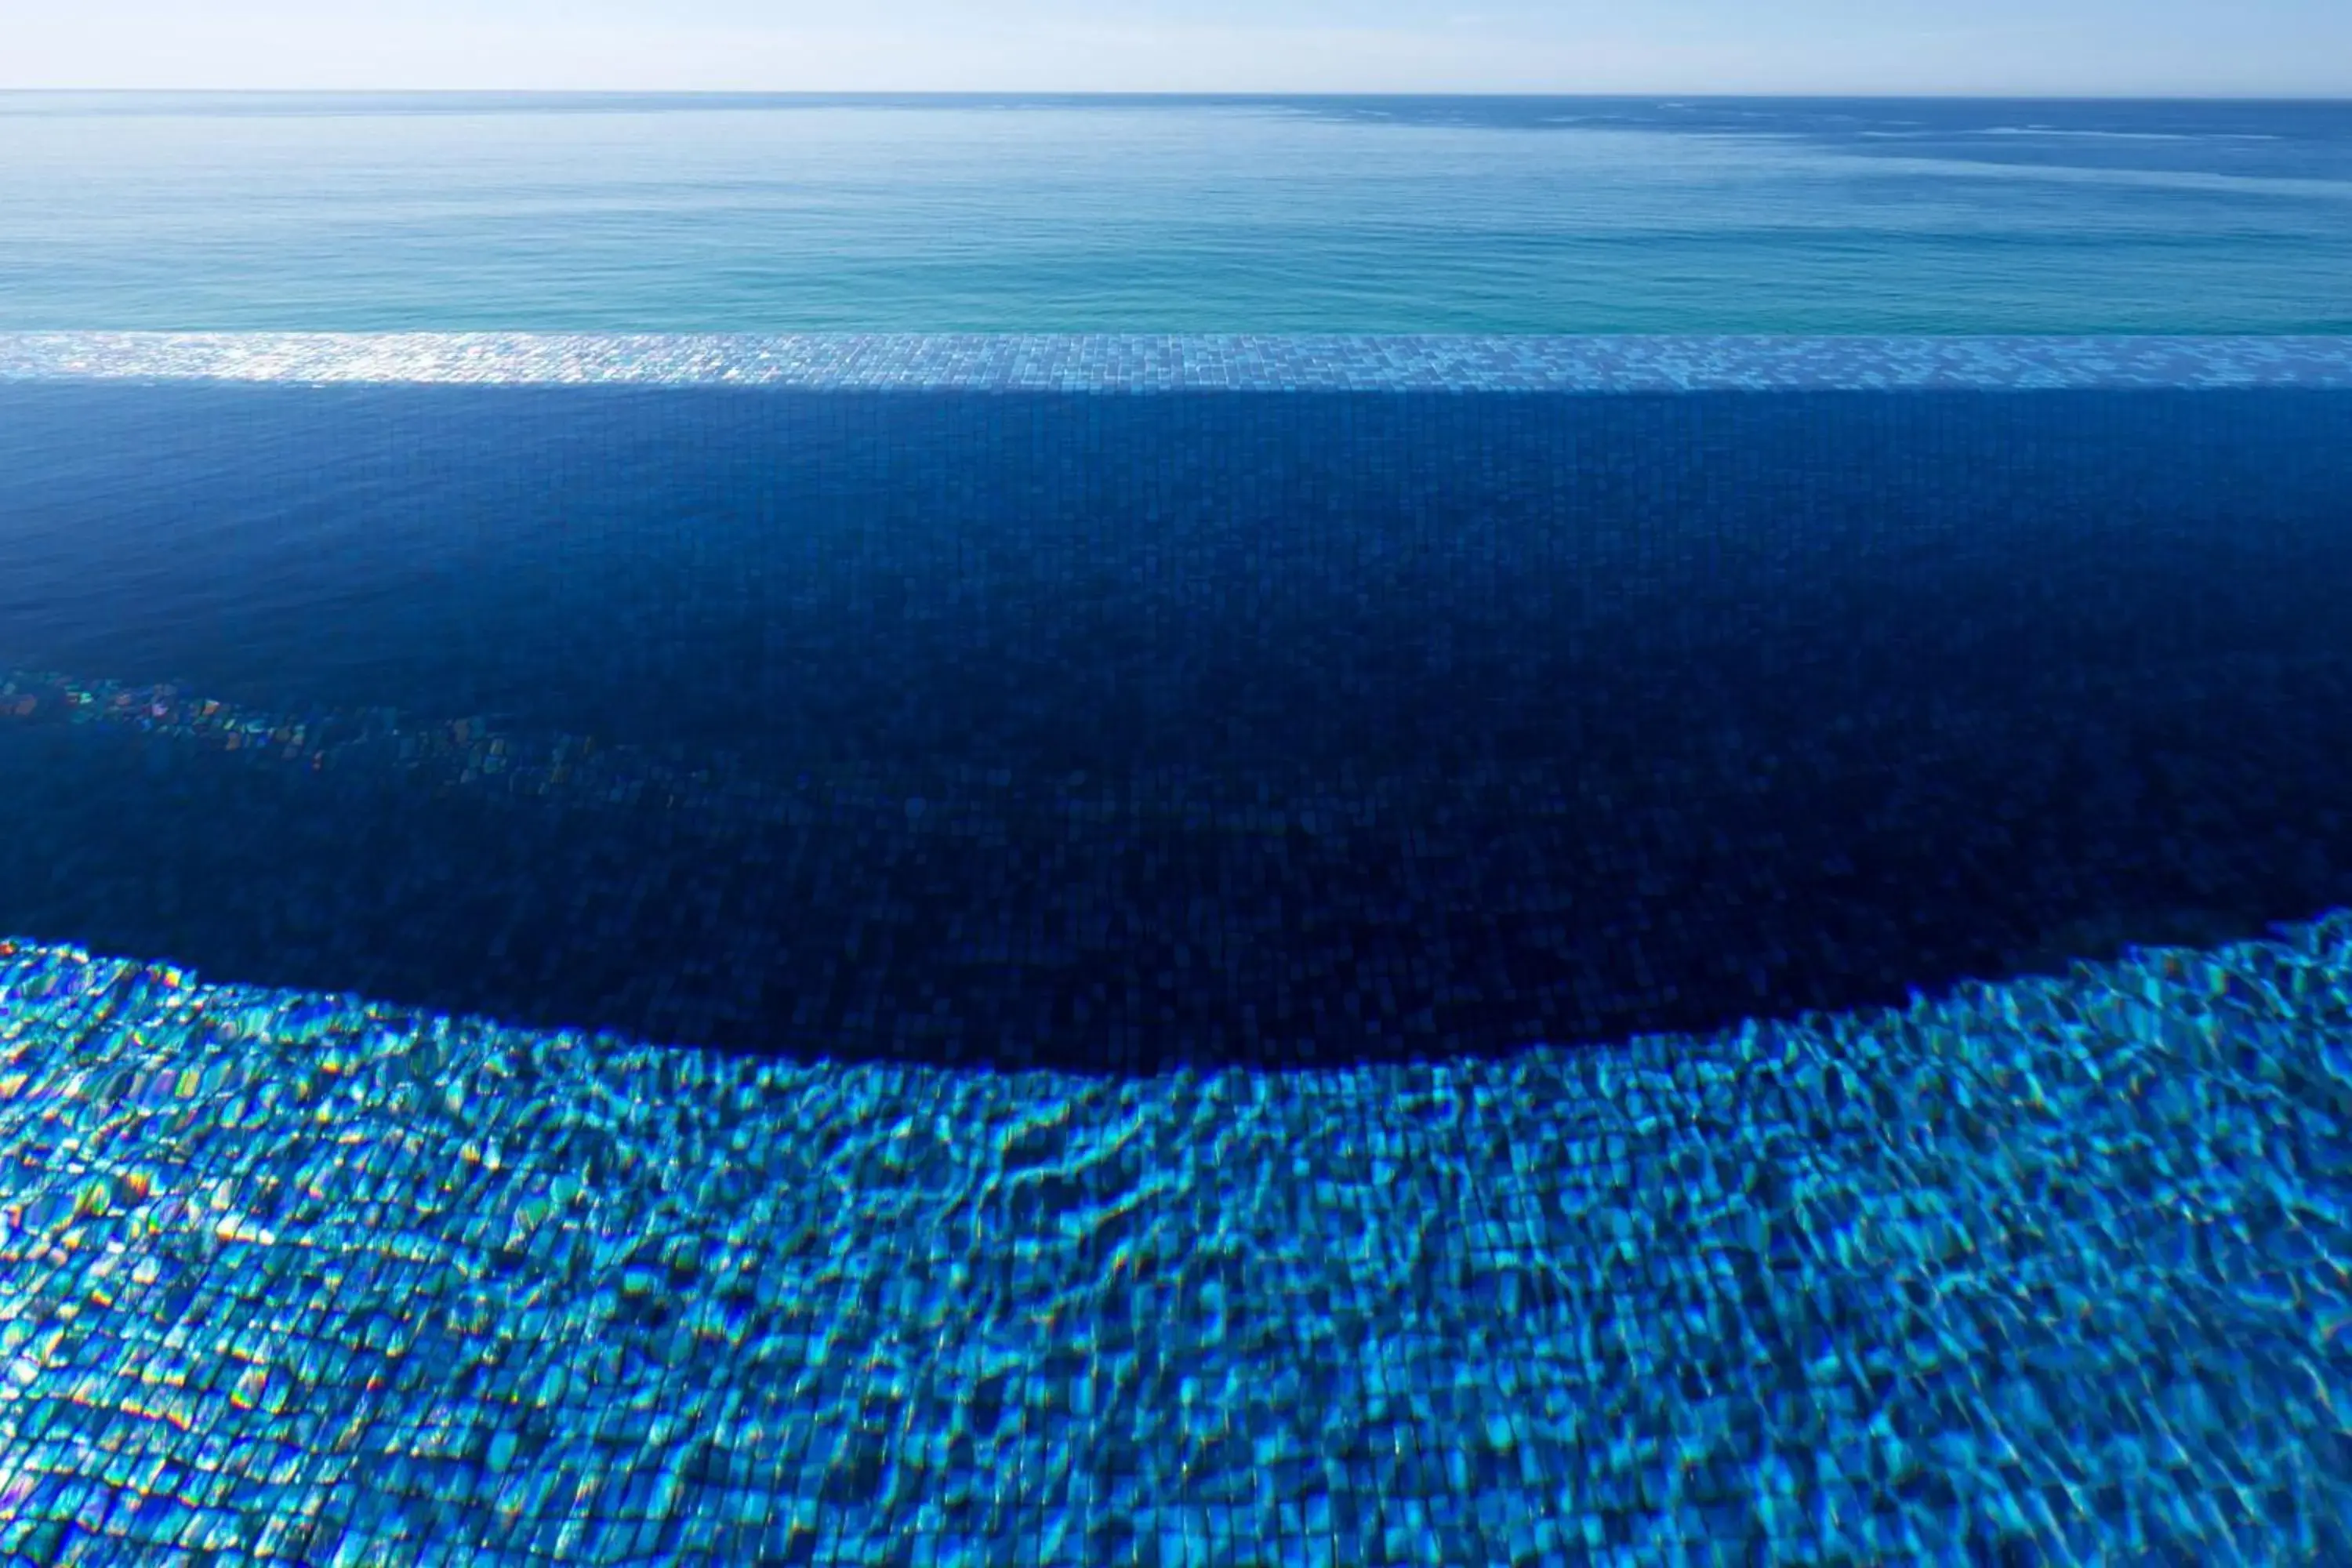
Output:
[{"xmin": 8, "ymin": 0, "xmax": 2348, "ymax": 97}]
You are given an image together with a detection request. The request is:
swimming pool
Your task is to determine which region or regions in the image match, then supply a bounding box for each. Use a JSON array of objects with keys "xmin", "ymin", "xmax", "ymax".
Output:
[{"xmin": 1, "ymin": 332, "xmax": 2349, "ymax": 1563}]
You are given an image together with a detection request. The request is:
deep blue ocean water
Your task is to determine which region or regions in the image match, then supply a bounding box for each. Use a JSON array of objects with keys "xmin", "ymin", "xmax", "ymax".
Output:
[{"xmin": 2, "ymin": 91, "xmax": 2349, "ymax": 332}]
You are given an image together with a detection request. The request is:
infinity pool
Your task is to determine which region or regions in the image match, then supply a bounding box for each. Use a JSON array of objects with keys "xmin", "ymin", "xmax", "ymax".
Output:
[{"xmin": 0, "ymin": 333, "xmax": 2348, "ymax": 1564}]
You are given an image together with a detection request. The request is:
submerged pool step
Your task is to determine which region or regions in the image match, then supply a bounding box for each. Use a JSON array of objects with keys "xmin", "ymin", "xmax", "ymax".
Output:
[{"xmin": 0, "ymin": 917, "xmax": 2347, "ymax": 1562}]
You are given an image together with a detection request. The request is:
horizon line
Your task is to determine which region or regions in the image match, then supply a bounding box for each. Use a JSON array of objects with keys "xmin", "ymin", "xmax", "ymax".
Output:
[{"xmin": 5, "ymin": 87, "xmax": 2350, "ymax": 102}]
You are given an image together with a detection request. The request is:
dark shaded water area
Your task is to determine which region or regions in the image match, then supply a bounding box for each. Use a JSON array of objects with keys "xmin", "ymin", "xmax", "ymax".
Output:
[{"xmin": 2, "ymin": 382, "xmax": 2349, "ymax": 1074}]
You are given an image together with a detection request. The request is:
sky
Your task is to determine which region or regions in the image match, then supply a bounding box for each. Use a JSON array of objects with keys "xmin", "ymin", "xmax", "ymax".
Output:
[{"xmin": 5, "ymin": 0, "xmax": 2348, "ymax": 98}]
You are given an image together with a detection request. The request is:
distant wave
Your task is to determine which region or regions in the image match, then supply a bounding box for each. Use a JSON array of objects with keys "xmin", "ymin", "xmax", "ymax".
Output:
[{"xmin": 1972, "ymin": 126, "xmax": 2282, "ymax": 140}]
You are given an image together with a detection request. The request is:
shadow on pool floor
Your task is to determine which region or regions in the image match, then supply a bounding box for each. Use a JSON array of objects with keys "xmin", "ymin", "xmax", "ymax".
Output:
[{"xmin": 2, "ymin": 643, "xmax": 2349, "ymax": 1077}]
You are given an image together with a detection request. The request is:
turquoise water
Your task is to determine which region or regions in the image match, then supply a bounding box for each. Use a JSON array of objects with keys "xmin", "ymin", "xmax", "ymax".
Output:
[{"xmin": 2, "ymin": 93, "xmax": 2349, "ymax": 333}]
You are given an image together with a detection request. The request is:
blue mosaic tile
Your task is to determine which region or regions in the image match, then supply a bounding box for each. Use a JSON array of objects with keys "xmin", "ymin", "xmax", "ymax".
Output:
[{"xmin": 8, "ymin": 909, "xmax": 2345, "ymax": 1561}]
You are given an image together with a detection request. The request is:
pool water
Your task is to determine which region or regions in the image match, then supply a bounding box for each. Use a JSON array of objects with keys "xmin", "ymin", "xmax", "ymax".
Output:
[{"xmin": 0, "ymin": 333, "xmax": 2349, "ymax": 1564}]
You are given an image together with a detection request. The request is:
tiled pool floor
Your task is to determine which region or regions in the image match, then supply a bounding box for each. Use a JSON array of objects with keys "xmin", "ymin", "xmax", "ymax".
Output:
[{"xmin": 2, "ymin": 913, "xmax": 2348, "ymax": 1566}]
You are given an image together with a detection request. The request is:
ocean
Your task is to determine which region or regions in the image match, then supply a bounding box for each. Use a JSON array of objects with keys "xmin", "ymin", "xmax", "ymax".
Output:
[
  {"xmin": 2, "ymin": 91, "xmax": 2349, "ymax": 332},
  {"xmin": 1, "ymin": 92, "xmax": 2350, "ymax": 1566}
]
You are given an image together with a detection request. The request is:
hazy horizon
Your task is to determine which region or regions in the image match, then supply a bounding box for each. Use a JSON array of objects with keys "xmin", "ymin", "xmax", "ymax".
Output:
[
  {"xmin": 8, "ymin": 89, "xmax": 2352, "ymax": 101},
  {"xmin": 10, "ymin": 1, "xmax": 2350, "ymax": 100}
]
